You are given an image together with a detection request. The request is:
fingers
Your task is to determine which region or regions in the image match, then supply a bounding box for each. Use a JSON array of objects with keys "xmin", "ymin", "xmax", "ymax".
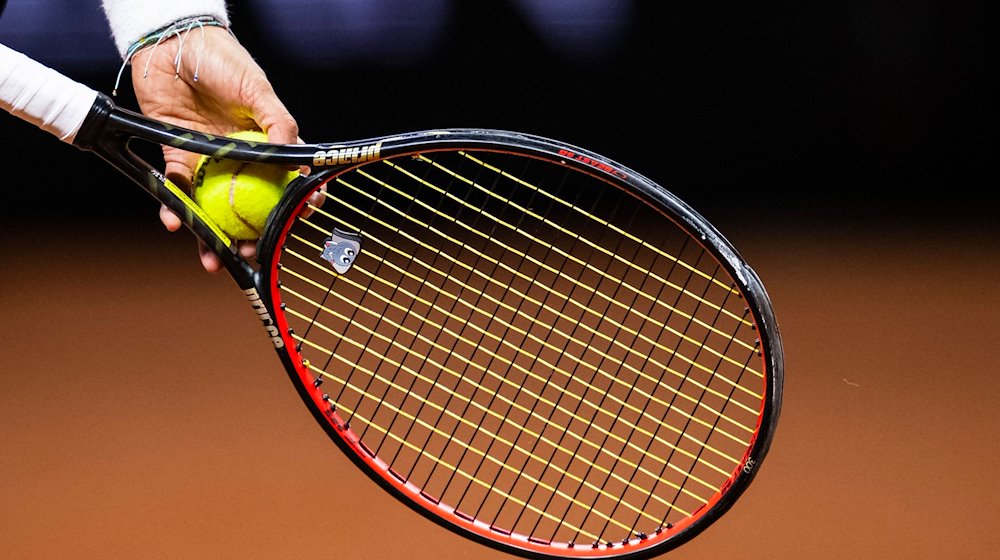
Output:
[
  {"xmin": 159, "ymin": 204, "xmax": 183, "ymax": 232},
  {"xmin": 248, "ymin": 77, "xmax": 298, "ymax": 146},
  {"xmin": 238, "ymin": 240, "xmax": 257, "ymax": 259},
  {"xmin": 165, "ymin": 209, "xmax": 225, "ymax": 274},
  {"xmin": 198, "ymin": 241, "xmax": 224, "ymax": 274},
  {"xmin": 261, "ymin": 114, "xmax": 299, "ymax": 146},
  {"xmin": 163, "ymin": 149, "xmax": 198, "ymax": 188},
  {"xmin": 159, "ymin": 148, "xmax": 228, "ymax": 273},
  {"xmin": 299, "ymin": 184, "xmax": 327, "ymax": 220},
  {"xmin": 203, "ymin": 242, "xmax": 255, "ymax": 274},
  {"xmin": 130, "ymin": 26, "xmax": 300, "ymax": 274},
  {"xmin": 259, "ymin": 107, "xmax": 304, "ymax": 170},
  {"xmin": 158, "ymin": 149, "xmax": 198, "ymax": 231}
]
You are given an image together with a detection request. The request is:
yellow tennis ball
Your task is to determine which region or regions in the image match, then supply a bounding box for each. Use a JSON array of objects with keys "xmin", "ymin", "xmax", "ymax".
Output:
[{"xmin": 192, "ymin": 130, "xmax": 298, "ymax": 240}]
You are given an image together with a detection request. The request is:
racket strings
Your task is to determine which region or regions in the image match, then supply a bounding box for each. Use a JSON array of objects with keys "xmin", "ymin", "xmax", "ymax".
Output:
[
  {"xmin": 477, "ymin": 169, "xmax": 606, "ymax": 533},
  {"xmin": 275, "ymin": 151, "xmax": 766, "ymax": 545},
  {"xmin": 572, "ymin": 234, "xmax": 702, "ymax": 542},
  {"xmin": 356, "ymin": 159, "xmax": 463, "ymax": 454},
  {"xmin": 431, "ymin": 153, "xmax": 753, "ymax": 336},
  {"xmin": 282, "ymin": 252, "xmax": 736, "ymax": 516},
  {"xmin": 282, "ymin": 261, "xmax": 724, "ymax": 511},
  {"xmin": 389, "ymin": 157, "xmax": 520, "ymax": 491},
  {"xmin": 304, "ymin": 166, "xmax": 752, "ymax": 482},
  {"xmin": 456, "ymin": 152, "xmax": 746, "ymax": 325},
  {"xmin": 394, "ymin": 154, "xmax": 761, "ymax": 383},
  {"xmin": 281, "ymin": 236, "xmax": 727, "ymax": 520},
  {"xmin": 289, "ymin": 201, "xmax": 735, "ymax": 493},
  {"xmin": 525, "ymin": 188, "xmax": 654, "ymax": 542},
  {"xmin": 307, "ymin": 172, "xmax": 758, "ymax": 444},
  {"xmin": 342, "ymin": 159, "xmax": 762, "ymax": 401},
  {"xmin": 286, "ymin": 222, "xmax": 740, "ymax": 508},
  {"xmin": 645, "ymin": 254, "xmax": 746, "ymax": 525},
  {"xmin": 295, "ymin": 190, "xmax": 751, "ymax": 470},
  {"xmin": 444, "ymin": 160, "xmax": 565, "ymax": 526},
  {"xmin": 285, "ymin": 289, "xmax": 662, "ymax": 539},
  {"xmin": 280, "ymin": 260, "xmax": 728, "ymax": 540}
]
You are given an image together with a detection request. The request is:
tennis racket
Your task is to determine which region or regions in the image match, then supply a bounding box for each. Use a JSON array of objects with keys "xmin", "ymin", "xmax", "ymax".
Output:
[{"xmin": 3, "ymin": 49, "xmax": 783, "ymax": 559}]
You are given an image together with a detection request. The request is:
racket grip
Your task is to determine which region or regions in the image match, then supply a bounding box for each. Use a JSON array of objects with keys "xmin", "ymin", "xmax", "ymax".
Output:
[{"xmin": 0, "ymin": 43, "xmax": 98, "ymax": 143}]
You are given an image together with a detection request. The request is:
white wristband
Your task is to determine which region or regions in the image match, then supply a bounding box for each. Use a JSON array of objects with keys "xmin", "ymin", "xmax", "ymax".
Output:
[{"xmin": 101, "ymin": 0, "xmax": 230, "ymax": 58}]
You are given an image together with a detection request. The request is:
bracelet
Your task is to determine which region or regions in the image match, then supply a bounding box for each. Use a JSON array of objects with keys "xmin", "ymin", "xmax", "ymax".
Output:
[
  {"xmin": 113, "ymin": 15, "xmax": 233, "ymax": 96},
  {"xmin": 125, "ymin": 15, "xmax": 230, "ymax": 60}
]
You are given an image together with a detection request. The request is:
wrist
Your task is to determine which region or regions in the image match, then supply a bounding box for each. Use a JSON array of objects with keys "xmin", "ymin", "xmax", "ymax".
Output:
[
  {"xmin": 101, "ymin": 0, "xmax": 229, "ymax": 58},
  {"xmin": 112, "ymin": 18, "xmax": 234, "ymax": 97},
  {"xmin": 124, "ymin": 15, "xmax": 231, "ymax": 61}
]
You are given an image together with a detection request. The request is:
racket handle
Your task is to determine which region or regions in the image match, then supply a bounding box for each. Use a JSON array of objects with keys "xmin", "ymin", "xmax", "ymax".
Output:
[{"xmin": 0, "ymin": 43, "xmax": 98, "ymax": 143}]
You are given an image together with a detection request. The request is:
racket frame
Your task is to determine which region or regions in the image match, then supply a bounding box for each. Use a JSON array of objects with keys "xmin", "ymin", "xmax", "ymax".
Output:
[{"xmin": 71, "ymin": 92, "xmax": 783, "ymax": 560}]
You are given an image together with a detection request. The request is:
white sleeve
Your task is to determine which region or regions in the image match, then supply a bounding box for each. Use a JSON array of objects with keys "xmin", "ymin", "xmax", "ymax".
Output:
[
  {"xmin": 101, "ymin": 0, "xmax": 230, "ymax": 58},
  {"xmin": 0, "ymin": 43, "xmax": 98, "ymax": 143}
]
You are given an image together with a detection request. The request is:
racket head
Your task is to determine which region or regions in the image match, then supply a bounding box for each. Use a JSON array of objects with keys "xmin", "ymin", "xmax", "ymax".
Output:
[{"xmin": 257, "ymin": 130, "xmax": 783, "ymax": 559}]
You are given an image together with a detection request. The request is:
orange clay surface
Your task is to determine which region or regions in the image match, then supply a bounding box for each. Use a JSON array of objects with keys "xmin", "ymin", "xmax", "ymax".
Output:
[{"xmin": 2, "ymin": 218, "xmax": 997, "ymax": 559}]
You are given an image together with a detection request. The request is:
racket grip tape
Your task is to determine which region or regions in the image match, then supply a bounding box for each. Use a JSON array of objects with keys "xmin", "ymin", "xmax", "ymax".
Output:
[{"xmin": 0, "ymin": 43, "xmax": 98, "ymax": 143}]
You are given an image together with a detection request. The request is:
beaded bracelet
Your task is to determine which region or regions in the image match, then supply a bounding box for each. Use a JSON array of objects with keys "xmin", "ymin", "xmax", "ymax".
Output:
[{"xmin": 113, "ymin": 15, "xmax": 233, "ymax": 96}]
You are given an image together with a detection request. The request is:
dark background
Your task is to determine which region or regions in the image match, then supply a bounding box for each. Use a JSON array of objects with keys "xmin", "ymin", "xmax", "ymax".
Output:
[
  {"xmin": 2, "ymin": 2, "xmax": 998, "ymax": 560},
  {"xmin": 0, "ymin": 0, "xmax": 994, "ymax": 227}
]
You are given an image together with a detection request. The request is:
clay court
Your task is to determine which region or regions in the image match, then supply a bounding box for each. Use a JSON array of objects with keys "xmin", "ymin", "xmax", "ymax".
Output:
[{"xmin": 2, "ymin": 212, "xmax": 997, "ymax": 559}]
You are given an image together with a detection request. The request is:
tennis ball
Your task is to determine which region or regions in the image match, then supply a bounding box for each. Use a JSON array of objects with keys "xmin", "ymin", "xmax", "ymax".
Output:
[{"xmin": 192, "ymin": 130, "xmax": 298, "ymax": 240}]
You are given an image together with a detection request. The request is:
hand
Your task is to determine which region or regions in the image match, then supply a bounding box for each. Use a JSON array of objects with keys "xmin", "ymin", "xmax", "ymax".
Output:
[{"xmin": 129, "ymin": 26, "xmax": 298, "ymax": 273}]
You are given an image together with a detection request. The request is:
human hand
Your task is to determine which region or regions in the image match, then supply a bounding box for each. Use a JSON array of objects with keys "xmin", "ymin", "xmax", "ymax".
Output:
[{"xmin": 129, "ymin": 25, "xmax": 301, "ymax": 273}]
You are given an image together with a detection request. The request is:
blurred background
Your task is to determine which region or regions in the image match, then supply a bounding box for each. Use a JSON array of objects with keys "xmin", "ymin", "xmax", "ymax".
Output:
[
  {"xmin": 0, "ymin": 0, "xmax": 993, "ymax": 224},
  {"xmin": 1, "ymin": 1, "xmax": 997, "ymax": 559}
]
